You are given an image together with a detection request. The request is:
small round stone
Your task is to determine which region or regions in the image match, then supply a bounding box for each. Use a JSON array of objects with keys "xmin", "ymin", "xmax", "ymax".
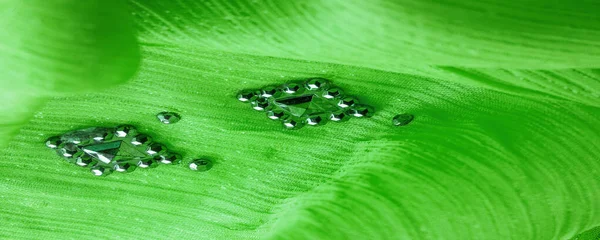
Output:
[
  {"xmin": 115, "ymin": 125, "xmax": 136, "ymax": 138},
  {"xmin": 156, "ymin": 112, "xmax": 181, "ymax": 124},
  {"xmin": 330, "ymin": 111, "xmax": 351, "ymax": 122},
  {"xmin": 237, "ymin": 90, "xmax": 258, "ymax": 102},
  {"xmin": 266, "ymin": 109, "xmax": 288, "ymax": 120},
  {"xmin": 338, "ymin": 97, "xmax": 358, "ymax": 108},
  {"xmin": 283, "ymin": 83, "xmax": 301, "ymax": 94},
  {"xmin": 146, "ymin": 143, "xmax": 167, "ymax": 156},
  {"xmin": 57, "ymin": 143, "xmax": 81, "ymax": 158},
  {"xmin": 322, "ymin": 88, "xmax": 344, "ymax": 99},
  {"xmin": 75, "ymin": 154, "xmax": 96, "ymax": 167},
  {"xmin": 260, "ymin": 87, "xmax": 280, "ymax": 98},
  {"xmin": 348, "ymin": 104, "xmax": 374, "ymax": 118},
  {"xmin": 392, "ymin": 114, "xmax": 415, "ymax": 126},
  {"xmin": 45, "ymin": 136, "xmax": 61, "ymax": 149},
  {"xmin": 251, "ymin": 98, "xmax": 270, "ymax": 111},
  {"xmin": 114, "ymin": 162, "xmax": 137, "ymax": 173},
  {"xmin": 137, "ymin": 158, "xmax": 159, "ymax": 168},
  {"xmin": 189, "ymin": 159, "xmax": 213, "ymax": 172},
  {"xmin": 91, "ymin": 165, "xmax": 113, "ymax": 176},
  {"xmin": 305, "ymin": 78, "xmax": 329, "ymax": 90},
  {"xmin": 282, "ymin": 117, "xmax": 305, "ymax": 129},
  {"xmin": 155, "ymin": 153, "xmax": 182, "ymax": 164},
  {"xmin": 131, "ymin": 134, "xmax": 152, "ymax": 146},
  {"xmin": 306, "ymin": 115, "xmax": 327, "ymax": 126}
]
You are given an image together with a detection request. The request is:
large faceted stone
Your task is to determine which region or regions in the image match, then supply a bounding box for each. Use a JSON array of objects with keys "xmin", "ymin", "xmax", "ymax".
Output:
[
  {"xmin": 82, "ymin": 140, "xmax": 148, "ymax": 164},
  {"xmin": 270, "ymin": 92, "xmax": 341, "ymax": 118}
]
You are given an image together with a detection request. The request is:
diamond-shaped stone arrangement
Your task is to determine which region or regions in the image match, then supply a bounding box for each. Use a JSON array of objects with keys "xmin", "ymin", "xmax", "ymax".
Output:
[
  {"xmin": 237, "ymin": 78, "xmax": 374, "ymax": 129},
  {"xmin": 45, "ymin": 126, "xmax": 181, "ymax": 177}
]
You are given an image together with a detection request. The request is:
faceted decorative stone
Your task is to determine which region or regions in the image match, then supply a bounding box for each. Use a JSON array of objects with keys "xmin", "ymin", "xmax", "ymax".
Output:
[
  {"xmin": 305, "ymin": 78, "xmax": 329, "ymax": 90},
  {"xmin": 282, "ymin": 117, "xmax": 305, "ymax": 129},
  {"xmin": 306, "ymin": 115, "xmax": 327, "ymax": 126},
  {"xmin": 114, "ymin": 162, "xmax": 137, "ymax": 173},
  {"xmin": 283, "ymin": 83, "xmax": 301, "ymax": 94},
  {"xmin": 322, "ymin": 88, "xmax": 343, "ymax": 99},
  {"xmin": 91, "ymin": 165, "xmax": 113, "ymax": 177},
  {"xmin": 260, "ymin": 86, "xmax": 280, "ymax": 98},
  {"xmin": 61, "ymin": 127, "xmax": 113, "ymax": 145},
  {"xmin": 115, "ymin": 125, "xmax": 136, "ymax": 138},
  {"xmin": 76, "ymin": 154, "xmax": 96, "ymax": 167},
  {"xmin": 131, "ymin": 134, "xmax": 152, "ymax": 146},
  {"xmin": 146, "ymin": 143, "xmax": 166, "ymax": 156},
  {"xmin": 156, "ymin": 112, "xmax": 181, "ymax": 124},
  {"xmin": 57, "ymin": 143, "xmax": 82, "ymax": 158},
  {"xmin": 393, "ymin": 114, "xmax": 415, "ymax": 126},
  {"xmin": 251, "ymin": 98, "xmax": 270, "ymax": 111},
  {"xmin": 238, "ymin": 78, "xmax": 374, "ymax": 129},
  {"xmin": 338, "ymin": 97, "xmax": 358, "ymax": 108},
  {"xmin": 330, "ymin": 111, "xmax": 351, "ymax": 122},
  {"xmin": 348, "ymin": 104, "xmax": 374, "ymax": 118},
  {"xmin": 237, "ymin": 90, "xmax": 258, "ymax": 102},
  {"xmin": 155, "ymin": 153, "xmax": 181, "ymax": 164},
  {"xmin": 45, "ymin": 136, "xmax": 61, "ymax": 149},
  {"xmin": 266, "ymin": 109, "xmax": 288, "ymax": 120},
  {"xmin": 137, "ymin": 158, "xmax": 159, "ymax": 168},
  {"xmin": 45, "ymin": 126, "xmax": 180, "ymax": 177},
  {"xmin": 189, "ymin": 159, "xmax": 213, "ymax": 172}
]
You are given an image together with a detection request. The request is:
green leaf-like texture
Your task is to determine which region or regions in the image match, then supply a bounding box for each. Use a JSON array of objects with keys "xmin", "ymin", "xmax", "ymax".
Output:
[{"xmin": 1, "ymin": 0, "xmax": 600, "ymax": 239}]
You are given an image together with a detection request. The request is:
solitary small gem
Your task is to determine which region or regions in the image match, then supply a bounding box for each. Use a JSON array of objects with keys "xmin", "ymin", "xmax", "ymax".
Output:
[
  {"xmin": 392, "ymin": 114, "xmax": 414, "ymax": 126},
  {"xmin": 156, "ymin": 112, "xmax": 181, "ymax": 124},
  {"xmin": 189, "ymin": 159, "xmax": 213, "ymax": 172}
]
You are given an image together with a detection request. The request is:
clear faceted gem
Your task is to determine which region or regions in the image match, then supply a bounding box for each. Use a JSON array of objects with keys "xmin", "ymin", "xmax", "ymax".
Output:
[
  {"xmin": 146, "ymin": 143, "xmax": 167, "ymax": 156},
  {"xmin": 114, "ymin": 162, "xmax": 137, "ymax": 173},
  {"xmin": 306, "ymin": 115, "xmax": 326, "ymax": 126},
  {"xmin": 330, "ymin": 111, "xmax": 351, "ymax": 122},
  {"xmin": 282, "ymin": 117, "xmax": 305, "ymax": 129},
  {"xmin": 189, "ymin": 159, "xmax": 213, "ymax": 171},
  {"xmin": 322, "ymin": 88, "xmax": 343, "ymax": 99},
  {"xmin": 154, "ymin": 153, "xmax": 181, "ymax": 164},
  {"xmin": 115, "ymin": 125, "xmax": 136, "ymax": 138},
  {"xmin": 76, "ymin": 154, "xmax": 96, "ymax": 167},
  {"xmin": 156, "ymin": 112, "xmax": 181, "ymax": 124},
  {"xmin": 251, "ymin": 98, "xmax": 270, "ymax": 111},
  {"xmin": 57, "ymin": 143, "xmax": 81, "ymax": 158},
  {"xmin": 271, "ymin": 93, "xmax": 339, "ymax": 118},
  {"xmin": 305, "ymin": 78, "xmax": 329, "ymax": 90},
  {"xmin": 348, "ymin": 104, "xmax": 374, "ymax": 118},
  {"xmin": 137, "ymin": 158, "xmax": 159, "ymax": 168},
  {"xmin": 266, "ymin": 109, "xmax": 288, "ymax": 120},
  {"xmin": 131, "ymin": 134, "xmax": 152, "ymax": 146},
  {"xmin": 82, "ymin": 140, "xmax": 148, "ymax": 164},
  {"xmin": 260, "ymin": 87, "xmax": 280, "ymax": 98},
  {"xmin": 338, "ymin": 97, "xmax": 358, "ymax": 108},
  {"xmin": 393, "ymin": 114, "xmax": 415, "ymax": 126},
  {"xmin": 61, "ymin": 127, "xmax": 113, "ymax": 145},
  {"xmin": 45, "ymin": 136, "xmax": 61, "ymax": 149},
  {"xmin": 237, "ymin": 90, "xmax": 258, "ymax": 102},
  {"xmin": 91, "ymin": 165, "xmax": 113, "ymax": 176},
  {"xmin": 283, "ymin": 83, "xmax": 301, "ymax": 94}
]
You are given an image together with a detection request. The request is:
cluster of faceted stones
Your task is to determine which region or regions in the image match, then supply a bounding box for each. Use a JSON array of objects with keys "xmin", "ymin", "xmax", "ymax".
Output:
[
  {"xmin": 45, "ymin": 125, "xmax": 181, "ymax": 177},
  {"xmin": 237, "ymin": 78, "xmax": 374, "ymax": 129}
]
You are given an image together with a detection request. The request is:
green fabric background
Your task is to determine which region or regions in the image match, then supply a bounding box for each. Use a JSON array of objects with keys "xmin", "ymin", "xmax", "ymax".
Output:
[{"xmin": 1, "ymin": 0, "xmax": 599, "ymax": 239}]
